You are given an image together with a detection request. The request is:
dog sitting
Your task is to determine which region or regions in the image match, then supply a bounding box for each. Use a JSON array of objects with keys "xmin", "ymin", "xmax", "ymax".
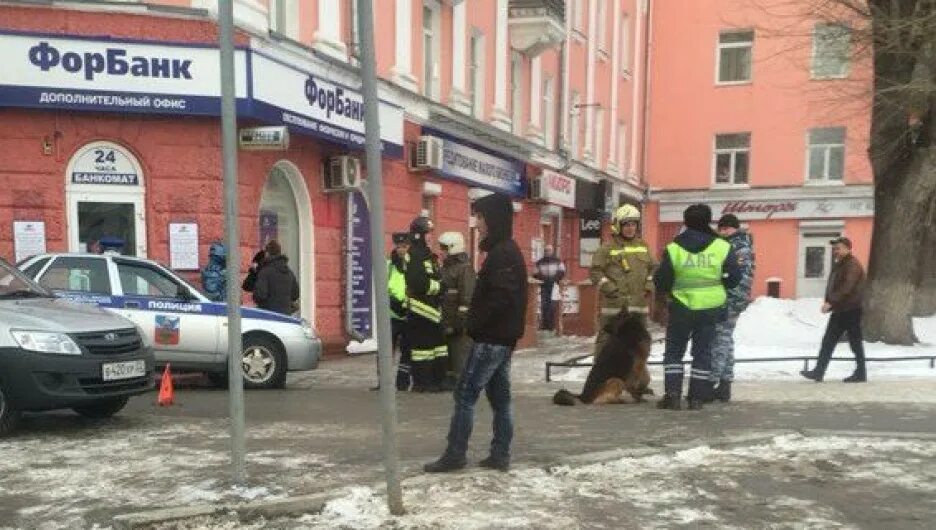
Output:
[{"xmin": 553, "ymin": 309, "xmax": 653, "ymax": 405}]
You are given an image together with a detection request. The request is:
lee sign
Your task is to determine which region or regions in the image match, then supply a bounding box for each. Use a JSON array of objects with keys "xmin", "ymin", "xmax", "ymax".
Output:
[{"xmin": 540, "ymin": 170, "xmax": 576, "ymax": 208}]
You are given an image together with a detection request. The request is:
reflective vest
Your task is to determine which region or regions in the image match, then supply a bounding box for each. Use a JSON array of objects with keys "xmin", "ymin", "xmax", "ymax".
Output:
[
  {"xmin": 667, "ymin": 239, "xmax": 731, "ymax": 310},
  {"xmin": 388, "ymin": 258, "xmax": 408, "ymax": 321}
]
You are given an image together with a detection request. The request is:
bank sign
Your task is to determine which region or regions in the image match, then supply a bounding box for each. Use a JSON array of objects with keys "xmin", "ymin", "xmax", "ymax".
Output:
[
  {"xmin": 423, "ymin": 130, "xmax": 526, "ymax": 197},
  {"xmin": 0, "ymin": 31, "xmax": 404, "ymax": 157}
]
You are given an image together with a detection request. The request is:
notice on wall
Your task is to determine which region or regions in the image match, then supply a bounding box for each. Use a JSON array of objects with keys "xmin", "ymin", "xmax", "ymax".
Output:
[
  {"xmin": 168, "ymin": 223, "xmax": 199, "ymax": 270},
  {"xmin": 562, "ymin": 285, "xmax": 580, "ymax": 314},
  {"xmin": 13, "ymin": 221, "xmax": 46, "ymax": 263},
  {"xmin": 579, "ymin": 209, "xmax": 602, "ymax": 268}
]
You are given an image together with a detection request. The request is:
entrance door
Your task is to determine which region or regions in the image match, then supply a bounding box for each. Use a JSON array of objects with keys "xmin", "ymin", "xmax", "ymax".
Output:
[{"xmin": 798, "ymin": 231, "xmax": 840, "ymax": 298}]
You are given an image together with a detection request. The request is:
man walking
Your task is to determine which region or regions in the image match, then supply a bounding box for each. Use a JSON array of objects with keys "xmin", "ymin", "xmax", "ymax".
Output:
[
  {"xmin": 654, "ymin": 204, "xmax": 740, "ymax": 411},
  {"xmin": 405, "ymin": 216, "xmax": 449, "ymax": 392},
  {"xmin": 438, "ymin": 231, "xmax": 476, "ymax": 389},
  {"xmin": 801, "ymin": 237, "xmax": 867, "ymax": 383},
  {"xmin": 533, "ymin": 245, "xmax": 566, "ymax": 331},
  {"xmin": 424, "ymin": 193, "xmax": 527, "ymax": 473},
  {"xmin": 709, "ymin": 214, "xmax": 755, "ymax": 402}
]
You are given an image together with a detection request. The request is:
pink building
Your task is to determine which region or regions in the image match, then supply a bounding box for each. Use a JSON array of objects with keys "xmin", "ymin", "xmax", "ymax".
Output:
[
  {"xmin": 643, "ymin": 0, "xmax": 874, "ymax": 299},
  {"xmin": 0, "ymin": 1, "xmax": 649, "ymax": 354}
]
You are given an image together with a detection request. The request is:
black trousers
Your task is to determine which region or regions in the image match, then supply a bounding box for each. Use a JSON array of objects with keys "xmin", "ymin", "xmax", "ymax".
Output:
[
  {"xmin": 540, "ymin": 283, "xmax": 556, "ymax": 330},
  {"xmin": 814, "ymin": 308, "xmax": 866, "ymax": 376},
  {"xmin": 662, "ymin": 303, "xmax": 718, "ymax": 399}
]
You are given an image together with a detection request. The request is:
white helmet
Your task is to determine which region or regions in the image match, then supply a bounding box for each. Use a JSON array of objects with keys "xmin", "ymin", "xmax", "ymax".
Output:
[
  {"xmin": 438, "ymin": 231, "xmax": 466, "ymax": 255},
  {"xmin": 611, "ymin": 204, "xmax": 641, "ymax": 234}
]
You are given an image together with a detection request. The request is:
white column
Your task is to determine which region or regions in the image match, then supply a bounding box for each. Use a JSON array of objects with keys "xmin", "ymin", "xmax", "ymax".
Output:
[
  {"xmin": 392, "ymin": 0, "xmax": 419, "ymax": 92},
  {"xmin": 491, "ymin": 0, "xmax": 512, "ymax": 131},
  {"xmin": 584, "ymin": 0, "xmax": 597, "ymax": 162},
  {"xmin": 629, "ymin": 0, "xmax": 647, "ymax": 178},
  {"xmin": 313, "ymin": 0, "xmax": 348, "ymax": 61},
  {"xmin": 526, "ymin": 56, "xmax": 543, "ymax": 143},
  {"xmin": 607, "ymin": 0, "xmax": 622, "ymax": 175},
  {"xmin": 449, "ymin": 0, "xmax": 471, "ymax": 113}
]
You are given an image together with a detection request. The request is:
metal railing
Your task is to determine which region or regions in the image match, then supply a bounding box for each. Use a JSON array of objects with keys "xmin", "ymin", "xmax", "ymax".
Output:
[{"xmin": 545, "ymin": 354, "xmax": 936, "ymax": 382}]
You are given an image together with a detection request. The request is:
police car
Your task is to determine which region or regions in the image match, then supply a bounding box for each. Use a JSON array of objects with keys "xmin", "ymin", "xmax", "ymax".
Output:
[{"xmin": 18, "ymin": 253, "xmax": 321, "ymax": 389}]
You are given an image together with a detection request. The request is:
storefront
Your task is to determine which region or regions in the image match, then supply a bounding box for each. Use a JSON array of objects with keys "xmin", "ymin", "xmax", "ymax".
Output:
[{"xmin": 652, "ymin": 187, "xmax": 875, "ymax": 299}]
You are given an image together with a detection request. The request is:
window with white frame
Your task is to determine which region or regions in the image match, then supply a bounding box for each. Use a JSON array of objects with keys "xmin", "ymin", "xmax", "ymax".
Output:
[
  {"xmin": 621, "ymin": 14, "xmax": 631, "ymax": 75},
  {"xmin": 511, "ymin": 52, "xmax": 523, "ymax": 134},
  {"xmin": 717, "ymin": 30, "xmax": 754, "ymax": 84},
  {"xmin": 570, "ymin": 91, "xmax": 581, "ymax": 158},
  {"xmin": 714, "ymin": 133, "xmax": 751, "ymax": 185},
  {"xmin": 597, "ymin": 1, "xmax": 608, "ymax": 54},
  {"xmin": 595, "ymin": 107, "xmax": 604, "ymax": 165},
  {"xmin": 270, "ymin": 0, "xmax": 297, "ymax": 39},
  {"xmin": 812, "ymin": 23, "xmax": 851, "ymax": 79},
  {"xmin": 470, "ymin": 31, "xmax": 485, "ymax": 119},
  {"xmin": 543, "ymin": 76, "xmax": 555, "ymax": 149},
  {"xmin": 807, "ymin": 127, "xmax": 845, "ymax": 181},
  {"xmin": 422, "ymin": 3, "xmax": 439, "ymax": 99},
  {"xmin": 618, "ymin": 122, "xmax": 627, "ymax": 173}
]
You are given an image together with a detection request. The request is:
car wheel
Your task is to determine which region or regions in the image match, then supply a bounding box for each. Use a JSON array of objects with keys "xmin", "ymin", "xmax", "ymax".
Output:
[
  {"xmin": 242, "ymin": 335, "xmax": 287, "ymax": 390},
  {"xmin": 0, "ymin": 383, "xmax": 21, "ymax": 437},
  {"xmin": 72, "ymin": 396, "xmax": 130, "ymax": 419}
]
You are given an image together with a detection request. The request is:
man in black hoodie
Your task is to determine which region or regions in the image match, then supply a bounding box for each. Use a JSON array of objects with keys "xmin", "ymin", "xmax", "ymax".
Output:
[
  {"xmin": 254, "ymin": 240, "xmax": 300, "ymax": 315},
  {"xmin": 654, "ymin": 204, "xmax": 741, "ymax": 410},
  {"xmin": 425, "ymin": 192, "xmax": 528, "ymax": 473}
]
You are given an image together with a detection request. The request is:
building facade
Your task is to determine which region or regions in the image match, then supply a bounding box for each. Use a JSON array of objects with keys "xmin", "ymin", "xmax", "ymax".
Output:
[{"xmin": 0, "ymin": 0, "xmax": 649, "ymax": 354}]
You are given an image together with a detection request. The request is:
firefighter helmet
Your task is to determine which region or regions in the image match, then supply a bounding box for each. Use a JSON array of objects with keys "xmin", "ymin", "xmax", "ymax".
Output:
[
  {"xmin": 610, "ymin": 204, "xmax": 641, "ymax": 234},
  {"xmin": 437, "ymin": 232, "xmax": 466, "ymax": 254}
]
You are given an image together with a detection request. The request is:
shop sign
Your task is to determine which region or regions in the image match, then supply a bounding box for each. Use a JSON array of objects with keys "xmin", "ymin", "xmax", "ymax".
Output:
[
  {"xmin": 540, "ymin": 170, "xmax": 576, "ymax": 208},
  {"xmin": 421, "ymin": 130, "xmax": 525, "ymax": 197},
  {"xmin": 70, "ymin": 143, "xmax": 140, "ymax": 186},
  {"xmin": 579, "ymin": 209, "xmax": 602, "ymax": 268},
  {"xmin": 658, "ymin": 197, "xmax": 875, "ymax": 222},
  {"xmin": 345, "ymin": 191, "xmax": 373, "ymax": 341},
  {"xmin": 0, "ymin": 31, "xmax": 248, "ymax": 116},
  {"xmin": 250, "ymin": 53, "xmax": 404, "ymax": 158}
]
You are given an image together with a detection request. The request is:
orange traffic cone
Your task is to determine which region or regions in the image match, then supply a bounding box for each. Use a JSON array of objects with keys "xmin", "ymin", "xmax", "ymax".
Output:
[{"xmin": 158, "ymin": 364, "xmax": 174, "ymax": 406}]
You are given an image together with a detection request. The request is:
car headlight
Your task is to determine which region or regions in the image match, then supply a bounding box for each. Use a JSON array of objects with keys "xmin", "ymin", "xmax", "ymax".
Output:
[
  {"xmin": 300, "ymin": 319, "xmax": 316, "ymax": 340},
  {"xmin": 11, "ymin": 330, "xmax": 82, "ymax": 355}
]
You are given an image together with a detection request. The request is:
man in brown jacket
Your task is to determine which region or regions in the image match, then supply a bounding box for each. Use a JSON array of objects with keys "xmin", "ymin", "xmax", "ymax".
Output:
[{"xmin": 801, "ymin": 237, "xmax": 867, "ymax": 383}]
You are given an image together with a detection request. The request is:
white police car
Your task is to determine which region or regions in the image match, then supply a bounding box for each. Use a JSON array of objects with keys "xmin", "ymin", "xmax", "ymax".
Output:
[{"xmin": 18, "ymin": 254, "xmax": 320, "ymax": 389}]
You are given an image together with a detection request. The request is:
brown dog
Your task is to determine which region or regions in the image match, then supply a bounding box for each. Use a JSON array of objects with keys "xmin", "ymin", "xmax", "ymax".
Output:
[{"xmin": 553, "ymin": 310, "xmax": 652, "ymax": 405}]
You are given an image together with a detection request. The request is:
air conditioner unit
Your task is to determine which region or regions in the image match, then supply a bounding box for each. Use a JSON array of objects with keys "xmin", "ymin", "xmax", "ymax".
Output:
[
  {"xmin": 324, "ymin": 156, "xmax": 362, "ymax": 192},
  {"xmin": 529, "ymin": 174, "xmax": 547, "ymax": 201},
  {"xmin": 411, "ymin": 135, "xmax": 444, "ymax": 171}
]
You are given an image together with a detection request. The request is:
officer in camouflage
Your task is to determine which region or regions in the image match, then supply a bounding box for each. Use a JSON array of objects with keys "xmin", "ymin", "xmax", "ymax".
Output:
[{"xmin": 589, "ymin": 204, "xmax": 657, "ymax": 355}]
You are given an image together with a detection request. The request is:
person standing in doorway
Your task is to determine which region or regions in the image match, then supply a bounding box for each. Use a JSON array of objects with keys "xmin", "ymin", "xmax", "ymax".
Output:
[
  {"xmin": 253, "ymin": 240, "xmax": 300, "ymax": 316},
  {"xmin": 201, "ymin": 241, "xmax": 227, "ymax": 302},
  {"xmin": 424, "ymin": 193, "xmax": 528, "ymax": 473},
  {"xmin": 533, "ymin": 245, "xmax": 566, "ymax": 331},
  {"xmin": 405, "ymin": 216, "xmax": 449, "ymax": 392},
  {"xmin": 654, "ymin": 204, "xmax": 740, "ymax": 411},
  {"xmin": 708, "ymin": 214, "xmax": 755, "ymax": 402},
  {"xmin": 801, "ymin": 237, "xmax": 868, "ymax": 383},
  {"xmin": 438, "ymin": 231, "xmax": 476, "ymax": 390}
]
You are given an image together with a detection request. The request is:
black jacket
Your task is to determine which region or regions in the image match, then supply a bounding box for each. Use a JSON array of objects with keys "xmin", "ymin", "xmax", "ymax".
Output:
[
  {"xmin": 253, "ymin": 255, "xmax": 300, "ymax": 315},
  {"xmin": 654, "ymin": 228, "xmax": 741, "ymax": 310},
  {"xmin": 467, "ymin": 193, "xmax": 528, "ymax": 347}
]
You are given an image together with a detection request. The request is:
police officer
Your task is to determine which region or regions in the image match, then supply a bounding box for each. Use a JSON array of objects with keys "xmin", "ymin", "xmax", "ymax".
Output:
[
  {"xmin": 589, "ymin": 204, "xmax": 657, "ymax": 355},
  {"xmin": 437, "ymin": 231, "xmax": 476, "ymax": 389},
  {"xmin": 372, "ymin": 232, "xmax": 413, "ymax": 391},
  {"xmin": 405, "ymin": 216, "xmax": 449, "ymax": 392},
  {"xmin": 654, "ymin": 204, "xmax": 741, "ymax": 410}
]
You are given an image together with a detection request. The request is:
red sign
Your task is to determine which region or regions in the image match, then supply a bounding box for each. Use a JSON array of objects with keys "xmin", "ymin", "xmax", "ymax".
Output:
[{"xmin": 540, "ymin": 170, "xmax": 575, "ymax": 208}]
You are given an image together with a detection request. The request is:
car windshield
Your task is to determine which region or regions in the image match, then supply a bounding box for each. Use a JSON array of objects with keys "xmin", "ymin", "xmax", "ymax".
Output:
[{"xmin": 0, "ymin": 259, "xmax": 53, "ymax": 298}]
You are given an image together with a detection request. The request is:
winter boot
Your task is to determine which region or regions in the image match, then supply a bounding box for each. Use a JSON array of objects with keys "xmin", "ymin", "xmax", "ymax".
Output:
[
  {"xmin": 800, "ymin": 369, "xmax": 823, "ymax": 383},
  {"xmin": 843, "ymin": 372, "xmax": 867, "ymax": 383},
  {"xmin": 656, "ymin": 393, "xmax": 682, "ymax": 410},
  {"xmin": 713, "ymin": 380, "xmax": 732, "ymax": 402},
  {"xmin": 423, "ymin": 454, "xmax": 467, "ymax": 473},
  {"xmin": 478, "ymin": 455, "xmax": 510, "ymax": 472}
]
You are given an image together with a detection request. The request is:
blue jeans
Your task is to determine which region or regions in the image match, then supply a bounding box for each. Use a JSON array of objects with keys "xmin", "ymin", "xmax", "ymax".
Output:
[{"xmin": 444, "ymin": 342, "xmax": 514, "ymax": 461}]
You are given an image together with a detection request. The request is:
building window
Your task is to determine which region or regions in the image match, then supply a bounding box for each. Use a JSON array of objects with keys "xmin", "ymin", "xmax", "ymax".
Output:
[
  {"xmin": 570, "ymin": 91, "xmax": 581, "ymax": 158},
  {"xmin": 511, "ymin": 52, "xmax": 523, "ymax": 134},
  {"xmin": 470, "ymin": 31, "xmax": 485, "ymax": 119},
  {"xmin": 807, "ymin": 127, "xmax": 846, "ymax": 181},
  {"xmin": 621, "ymin": 14, "xmax": 631, "ymax": 76},
  {"xmin": 543, "ymin": 76, "xmax": 555, "ymax": 149},
  {"xmin": 595, "ymin": 107, "xmax": 604, "ymax": 166},
  {"xmin": 597, "ymin": 1, "xmax": 608, "ymax": 54},
  {"xmin": 812, "ymin": 23, "xmax": 851, "ymax": 79},
  {"xmin": 422, "ymin": 4, "xmax": 439, "ymax": 99},
  {"xmin": 717, "ymin": 30, "xmax": 754, "ymax": 84},
  {"xmin": 714, "ymin": 133, "xmax": 751, "ymax": 185}
]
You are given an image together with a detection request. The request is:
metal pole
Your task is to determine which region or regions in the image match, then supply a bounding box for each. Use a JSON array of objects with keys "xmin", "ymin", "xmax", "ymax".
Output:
[
  {"xmin": 357, "ymin": 0, "xmax": 404, "ymax": 515},
  {"xmin": 218, "ymin": 0, "xmax": 246, "ymax": 485}
]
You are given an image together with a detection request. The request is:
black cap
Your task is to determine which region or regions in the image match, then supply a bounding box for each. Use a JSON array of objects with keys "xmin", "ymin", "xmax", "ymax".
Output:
[
  {"xmin": 392, "ymin": 232, "xmax": 411, "ymax": 245},
  {"xmin": 829, "ymin": 236, "xmax": 852, "ymax": 249},
  {"xmin": 717, "ymin": 214, "xmax": 741, "ymax": 229},
  {"xmin": 683, "ymin": 203, "xmax": 713, "ymax": 231}
]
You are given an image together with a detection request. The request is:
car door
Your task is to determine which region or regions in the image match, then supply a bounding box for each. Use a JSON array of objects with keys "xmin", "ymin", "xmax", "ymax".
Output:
[{"xmin": 111, "ymin": 258, "xmax": 221, "ymax": 366}]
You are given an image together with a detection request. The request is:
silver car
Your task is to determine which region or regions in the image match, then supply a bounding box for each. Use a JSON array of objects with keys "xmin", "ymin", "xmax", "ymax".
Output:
[{"xmin": 19, "ymin": 254, "xmax": 321, "ymax": 389}]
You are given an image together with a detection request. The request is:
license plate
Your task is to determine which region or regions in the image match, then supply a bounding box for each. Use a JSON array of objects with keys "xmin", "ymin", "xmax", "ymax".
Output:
[{"xmin": 102, "ymin": 360, "xmax": 147, "ymax": 381}]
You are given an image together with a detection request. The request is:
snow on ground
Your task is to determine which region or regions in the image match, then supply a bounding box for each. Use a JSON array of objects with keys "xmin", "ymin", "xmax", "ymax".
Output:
[
  {"xmin": 545, "ymin": 297, "xmax": 936, "ymax": 385},
  {"xmin": 164, "ymin": 434, "xmax": 936, "ymax": 529}
]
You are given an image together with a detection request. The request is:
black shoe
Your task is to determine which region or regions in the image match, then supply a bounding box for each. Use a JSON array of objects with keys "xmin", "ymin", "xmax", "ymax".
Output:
[
  {"xmin": 687, "ymin": 398, "xmax": 704, "ymax": 411},
  {"xmin": 800, "ymin": 369, "xmax": 823, "ymax": 382},
  {"xmin": 657, "ymin": 394, "xmax": 682, "ymax": 410},
  {"xmin": 713, "ymin": 380, "xmax": 732, "ymax": 402},
  {"xmin": 478, "ymin": 456, "xmax": 510, "ymax": 472},
  {"xmin": 843, "ymin": 372, "xmax": 867, "ymax": 383},
  {"xmin": 423, "ymin": 455, "xmax": 467, "ymax": 473}
]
